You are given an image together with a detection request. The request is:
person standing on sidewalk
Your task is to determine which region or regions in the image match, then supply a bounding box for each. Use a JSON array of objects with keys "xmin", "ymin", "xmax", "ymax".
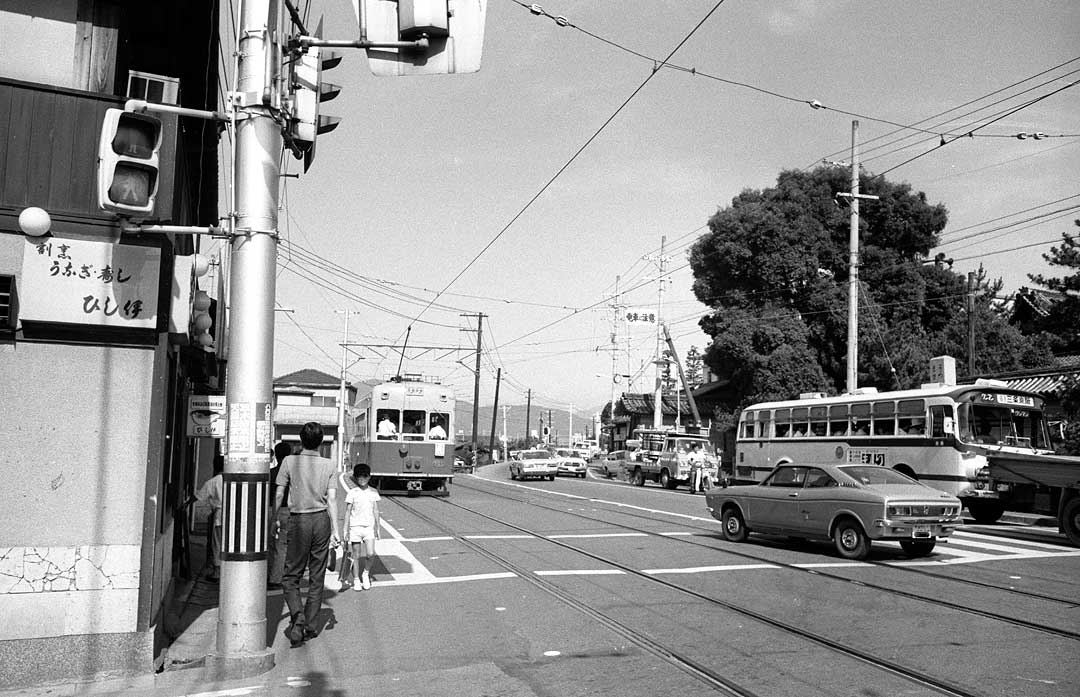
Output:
[
  {"xmin": 273, "ymin": 422, "xmax": 340, "ymax": 646},
  {"xmin": 195, "ymin": 454, "xmax": 224, "ymax": 581},
  {"xmin": 267, "ymin": 441, "xmax": 293, "ymax": 590},
  {"xmin": 343, "ymin": 463, "xmax": 381, "ymax": 591}
]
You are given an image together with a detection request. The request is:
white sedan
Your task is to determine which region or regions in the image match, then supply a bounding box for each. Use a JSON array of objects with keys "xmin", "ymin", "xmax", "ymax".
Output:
[
  {"xmin": 554, "ymin": 453, "xmax": 588, "ymax": 478},
  {"xmin": 509, "ymin": 449, "xmax": 560, "ymax": 481}
]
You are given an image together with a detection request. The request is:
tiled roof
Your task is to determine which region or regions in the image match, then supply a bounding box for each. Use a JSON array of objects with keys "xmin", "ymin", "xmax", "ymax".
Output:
[
  {"xmin": 274, "ymin": 368, "xmax": 341, "ymax": 387},
  {"xmin": 617, "ymin": 392, "xmax": 692, "ymax": 416}
]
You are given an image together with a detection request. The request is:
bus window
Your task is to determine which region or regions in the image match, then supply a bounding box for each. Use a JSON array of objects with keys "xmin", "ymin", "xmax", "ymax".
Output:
[
  {"xmin": 850, "ymin": 403, "xmax": 871, "ymax": 436},
  {"xmin": 810, "ymin": 406, "xmax": 827, "ymax": 436},
  {"xmin": 757, "ymin": 410, "xmax": 769, "ymax": 438},
  {"xmin": 930, "ymin": 405, "xmax": 951, "ymax": 438},
  {"xmin": 828, "ymin": 405, "xmax": 848, "ymax": 436},
  {"xmin": 775, "ymin": 408, "xmax": 792, "ymax": 438},
  {"xmin": 791, "ymin": 407, "xmax": 809, "ymax": 437},
  {"xmin": 402, "ymin": 410, "xmax": 425, "ymax": 440},
  {"xmin": 376, "ymin": 409, "xmax": 400, "ymax": 439},
  {"xmin": 897, "ymin": 400, "xmax": 926, "ymax": 435},
  {"xmin": 872, "ymin": 401, "xmax": 895, "ymax": 436},
  {"xmin": 741, "ymin": 411, "xmax": 756, "ymax": 439}
]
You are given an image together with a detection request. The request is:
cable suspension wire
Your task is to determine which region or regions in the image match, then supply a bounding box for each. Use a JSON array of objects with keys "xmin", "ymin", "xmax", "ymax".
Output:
[{"xmin": 807, "ymin": 57, "xmax": 1080, "ymax": 168}]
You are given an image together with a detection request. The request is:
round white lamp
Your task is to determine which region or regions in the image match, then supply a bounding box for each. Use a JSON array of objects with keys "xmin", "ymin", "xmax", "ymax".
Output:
[
  {"xmin": 193, "ymin": 254, "xmax": 210, "ymax": 277},
  {"xmin": 18, "ymin": 207, "xmax": 51, "ymax": 237}
]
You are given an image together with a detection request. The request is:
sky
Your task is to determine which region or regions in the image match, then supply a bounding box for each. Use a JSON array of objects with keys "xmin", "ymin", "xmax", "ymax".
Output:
[{"xmin": 221, "ymin": 0, "xmax": 1080, "ymax": 424}]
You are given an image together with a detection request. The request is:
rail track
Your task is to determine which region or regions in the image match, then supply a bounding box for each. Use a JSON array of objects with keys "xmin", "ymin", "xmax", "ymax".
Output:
[{"xmin": 389, "ymin": 492, "xmax": 1030, "ymax": 697}]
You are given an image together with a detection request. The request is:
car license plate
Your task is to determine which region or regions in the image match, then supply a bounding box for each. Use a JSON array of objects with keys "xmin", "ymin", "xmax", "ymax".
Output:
[{"xmin": 913, "ymin": 525, "xmax": 931, "ymax": 538}]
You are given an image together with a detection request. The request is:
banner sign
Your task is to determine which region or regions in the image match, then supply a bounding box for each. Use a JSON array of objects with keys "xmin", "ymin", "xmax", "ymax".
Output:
[
  {"xmin": 20, "ymin": 238, "xmax": 161, "ymax": 329},
  {"xmin": 625, "ymin": 309, "xmax": 657, "ymax": 324}
]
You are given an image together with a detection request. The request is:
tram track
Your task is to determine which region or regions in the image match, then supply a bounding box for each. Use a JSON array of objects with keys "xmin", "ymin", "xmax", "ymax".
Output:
[
  {"xmin": 461, "ymin": 476, "xmax": 1080, "ymax": 617},
  {"xmin": 391, "ymin": 494, "xmax": 992, "ymax": 697}
]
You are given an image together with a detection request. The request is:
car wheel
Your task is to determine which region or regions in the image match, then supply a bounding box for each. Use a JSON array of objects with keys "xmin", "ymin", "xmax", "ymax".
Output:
[
  {"xmin": 721, "ymin": 508, "xmax": 748, "ymax": 542},
  {"xmin": 1061, "ymin": 497, "xmax": 1080, "ymax": 546},
  {"xmin": 966, "ymin": 499, "xmax": 1005, "ymax": 524},
  {"xmin": 549, "ymin": 474, "xmax": 556, "ymax": 481},
  {"xmin": 833, "ymin": 518, "xmax": 870, "ymax": 560},
  {"xmin": 899, "ymin": 538, "xmax": 937, "ymax": 557},
  {"xmin": 660, "ymin": 469, "xmax": 676, "ymax": 489}
]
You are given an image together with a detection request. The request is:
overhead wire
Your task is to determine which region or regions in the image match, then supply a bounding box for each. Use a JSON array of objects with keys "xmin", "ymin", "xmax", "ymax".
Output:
[{"xmin": 402, "ymin": 0, "xmax": 730, "ymax": 330}]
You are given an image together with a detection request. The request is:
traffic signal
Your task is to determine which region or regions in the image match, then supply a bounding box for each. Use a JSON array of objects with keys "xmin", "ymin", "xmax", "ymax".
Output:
[
  {"xmin": 97, "ymin": 109, "xmax": 162, "ymax": 216},
  {"xmin": 287, "ymin": 40, "xmax": 342, "ymax": 172},
  {"xmin": 361, "ymin": 0, "xmax": 487, "ymax": 76}
]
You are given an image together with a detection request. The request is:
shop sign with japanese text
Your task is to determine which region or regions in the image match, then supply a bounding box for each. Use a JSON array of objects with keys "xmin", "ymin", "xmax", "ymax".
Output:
[
  {"xmin": 188, "ymin": 395, "xmax": 226, "ymax": 437},
  {"xmin": 20, "ymin": 238, "xmax": 160, "ymax": 329}
]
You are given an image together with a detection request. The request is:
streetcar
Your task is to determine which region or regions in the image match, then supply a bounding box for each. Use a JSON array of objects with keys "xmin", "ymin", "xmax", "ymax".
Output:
[{"xmin": 348, "ymin": 375, "xmax": 455, "ymax": 495}]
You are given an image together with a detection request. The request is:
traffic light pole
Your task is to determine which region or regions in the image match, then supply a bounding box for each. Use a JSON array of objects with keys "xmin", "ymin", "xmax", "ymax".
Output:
[{"xmin": 210, "ymin": 0, "xmax": 279, "ymax": 678}]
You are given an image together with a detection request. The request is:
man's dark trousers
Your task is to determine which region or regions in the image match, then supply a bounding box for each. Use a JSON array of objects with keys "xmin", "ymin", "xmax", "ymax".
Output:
[{"xmin": 283, "ymin": 510, "xmax": 331, "ymax": 631}]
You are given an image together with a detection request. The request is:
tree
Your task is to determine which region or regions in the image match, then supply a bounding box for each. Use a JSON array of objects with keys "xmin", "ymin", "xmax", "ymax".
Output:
[
  {"xmin": 1023, "ymin": 221, "xmax": 1080, "ymax": 352},
  {"xmin": 690, "ymin": 167, "xmax": 1053, "ymax": 404}
]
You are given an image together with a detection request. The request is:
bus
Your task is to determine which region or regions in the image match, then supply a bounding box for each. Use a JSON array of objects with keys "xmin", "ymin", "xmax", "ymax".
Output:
[
  {"xmin": 348, "ymin": 376, "xmax": 455, "ymax": 495},
  {"xmin": 733, "ymin": 379, "xmax": 1055, "ymax": 522}
]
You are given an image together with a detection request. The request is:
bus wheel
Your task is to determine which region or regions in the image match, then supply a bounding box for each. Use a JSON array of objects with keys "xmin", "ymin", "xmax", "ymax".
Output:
[
  {"xmin": 660, "ymin": 470, "xmax": 676, "ymax": 489},
  {"xmin": 632, "ymin": 468, "xmax": 645, "ymax": 487},
  {"xmin": 1061, "ymin": 497, "xmax": 1080, "ymax": 546},
  {"xmin": 966, "ymin": 500, "xmax": 1005, "ymax": 524},
  {"xmin": 894, "ymin": 465, "xmax": 917, "ymax": 480},
  {"xmin": 721, "ymin": 508, "xmax": 748, "ymax": 542},
  {"xmin": 833, "ymin": 518, "xmax": 870, "ymax": 560},
  {"xmin": 900, "ymin": 538, "xmax": 937, "ymax": 557}
]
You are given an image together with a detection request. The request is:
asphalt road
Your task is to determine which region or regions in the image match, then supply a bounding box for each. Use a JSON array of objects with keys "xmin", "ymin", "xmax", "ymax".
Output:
[{"xmin": 12, "ymin": 463, "xmax": 1078, "ymax": 697}]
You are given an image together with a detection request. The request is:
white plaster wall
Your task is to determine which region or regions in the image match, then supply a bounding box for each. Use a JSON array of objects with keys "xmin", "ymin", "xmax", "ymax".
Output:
[
  {"xmin": 0, "ymin": 1, "xmax": 79, "ymax": 88},
  {"xmin": 0, "ymin": 340, "xmax": 154, "ymax": 545}
]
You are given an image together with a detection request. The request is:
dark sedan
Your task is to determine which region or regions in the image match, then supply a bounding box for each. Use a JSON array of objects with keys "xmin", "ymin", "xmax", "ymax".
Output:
[{"xmin": 705, "ymin": 463, "xmax": 962, "ymax": 560}]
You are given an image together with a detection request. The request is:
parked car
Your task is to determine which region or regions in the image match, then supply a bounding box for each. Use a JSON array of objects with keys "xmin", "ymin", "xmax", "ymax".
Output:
[
  {"xmin": 705, "ymin": 463, "xmax": 962, "ymax": 560},
  {"xmin": 553, "ymin": 449, "xmax": 588, "ymax": 478},
  {"xmin": 600, "ymin": 450, "xmax": 628, "ymax": 479},
  {"xmin": 509, "ymin": 449, "xmax": 560, "ymax": 481}
]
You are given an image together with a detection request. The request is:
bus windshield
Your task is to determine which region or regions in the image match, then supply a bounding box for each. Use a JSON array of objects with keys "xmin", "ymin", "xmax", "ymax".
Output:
[{"xmin": 957, "ymin": 394, "xmax": 1050, "ymax": 449}]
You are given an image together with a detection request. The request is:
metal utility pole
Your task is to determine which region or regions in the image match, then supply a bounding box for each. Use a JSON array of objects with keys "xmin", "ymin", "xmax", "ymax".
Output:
[
  {"xmin": 568, "ymin": 403, "xmax": 573, "ymax": 446},
  {"xmin": 461, "ymin": 313, "xmax": 485, "ymax": 465},
  {"xmin": 335, "ymin": 309, "xmax": 354, "ymax": 472},
  {"xmin": 967, "ymin": 271, "xmax": 977, "ymax": 375},
  {"xmin": 836, "ymin": 121, "xmax": 878, "ymax": 394},
  {"xmin": 501, "ymin": 405, "xmax": 510, "ymax": 461},
  {"xmin": 488, "ymin": 368, "xmax": 501, "ymax": 462},
  {"xmin": 216, "ymin": 0, "xmax": 278, "ymax": 676}
]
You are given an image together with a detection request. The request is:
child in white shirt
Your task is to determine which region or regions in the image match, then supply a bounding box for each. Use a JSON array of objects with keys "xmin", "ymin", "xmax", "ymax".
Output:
[{"xmin": 343, "ymin": 463, "xmax": 381, "ymax": 590}]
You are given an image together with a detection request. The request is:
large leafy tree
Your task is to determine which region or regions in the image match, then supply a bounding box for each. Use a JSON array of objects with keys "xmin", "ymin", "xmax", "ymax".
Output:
[
  {"xmin": 690, "ymin": 167, "xmax": 1053, "ymax": 410},
  {"xmin": 1022, "ymin": 221, "xmax": 1080, "ymax": 352}
]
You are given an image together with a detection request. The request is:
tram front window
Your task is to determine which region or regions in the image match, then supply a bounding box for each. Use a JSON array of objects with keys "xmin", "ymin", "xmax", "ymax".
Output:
[
  {"xmin": 376, "ymin": 410, "xmax": 400, "ymax": 439},
  {"xmin": 402, "ymin": 410, "xmax": 425, "ymax": 441}
]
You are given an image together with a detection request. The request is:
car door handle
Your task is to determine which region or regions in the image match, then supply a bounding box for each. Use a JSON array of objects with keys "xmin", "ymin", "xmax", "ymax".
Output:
[{"xmin": 787, "ymin": 492, "xmax": 800, "ymax": 498}]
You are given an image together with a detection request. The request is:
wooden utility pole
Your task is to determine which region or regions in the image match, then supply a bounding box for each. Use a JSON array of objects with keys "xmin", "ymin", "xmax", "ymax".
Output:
[
  {"xmin": 460, "ymin": 312, "xmax": 485, "ymax": 465},
  {"xmin": 525, "ymin": 389, "xmax": 532, "ymax": 447}
]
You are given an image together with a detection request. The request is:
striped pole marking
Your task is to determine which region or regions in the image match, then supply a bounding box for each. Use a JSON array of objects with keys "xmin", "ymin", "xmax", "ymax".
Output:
[{"xmin": 221, "ymin": 472, "xmax": 268, "ymax": 561}]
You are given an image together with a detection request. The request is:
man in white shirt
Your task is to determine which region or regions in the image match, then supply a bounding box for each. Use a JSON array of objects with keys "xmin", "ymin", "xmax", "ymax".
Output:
[{"xmin": 427, "ymin": 416, "xmax": 447, "ymax": 440}]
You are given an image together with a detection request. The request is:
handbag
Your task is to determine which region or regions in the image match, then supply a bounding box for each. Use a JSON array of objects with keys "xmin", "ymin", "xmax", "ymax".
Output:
[{"xmin": 327, "ymin": 543, "xmax": 337, "ymax": 572}]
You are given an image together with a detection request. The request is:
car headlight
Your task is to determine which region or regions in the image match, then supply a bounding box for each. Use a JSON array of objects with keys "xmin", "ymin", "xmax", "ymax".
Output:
[{"xmin": 888, "ymin": 505, "xmax": 911, "ymax": 516}]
